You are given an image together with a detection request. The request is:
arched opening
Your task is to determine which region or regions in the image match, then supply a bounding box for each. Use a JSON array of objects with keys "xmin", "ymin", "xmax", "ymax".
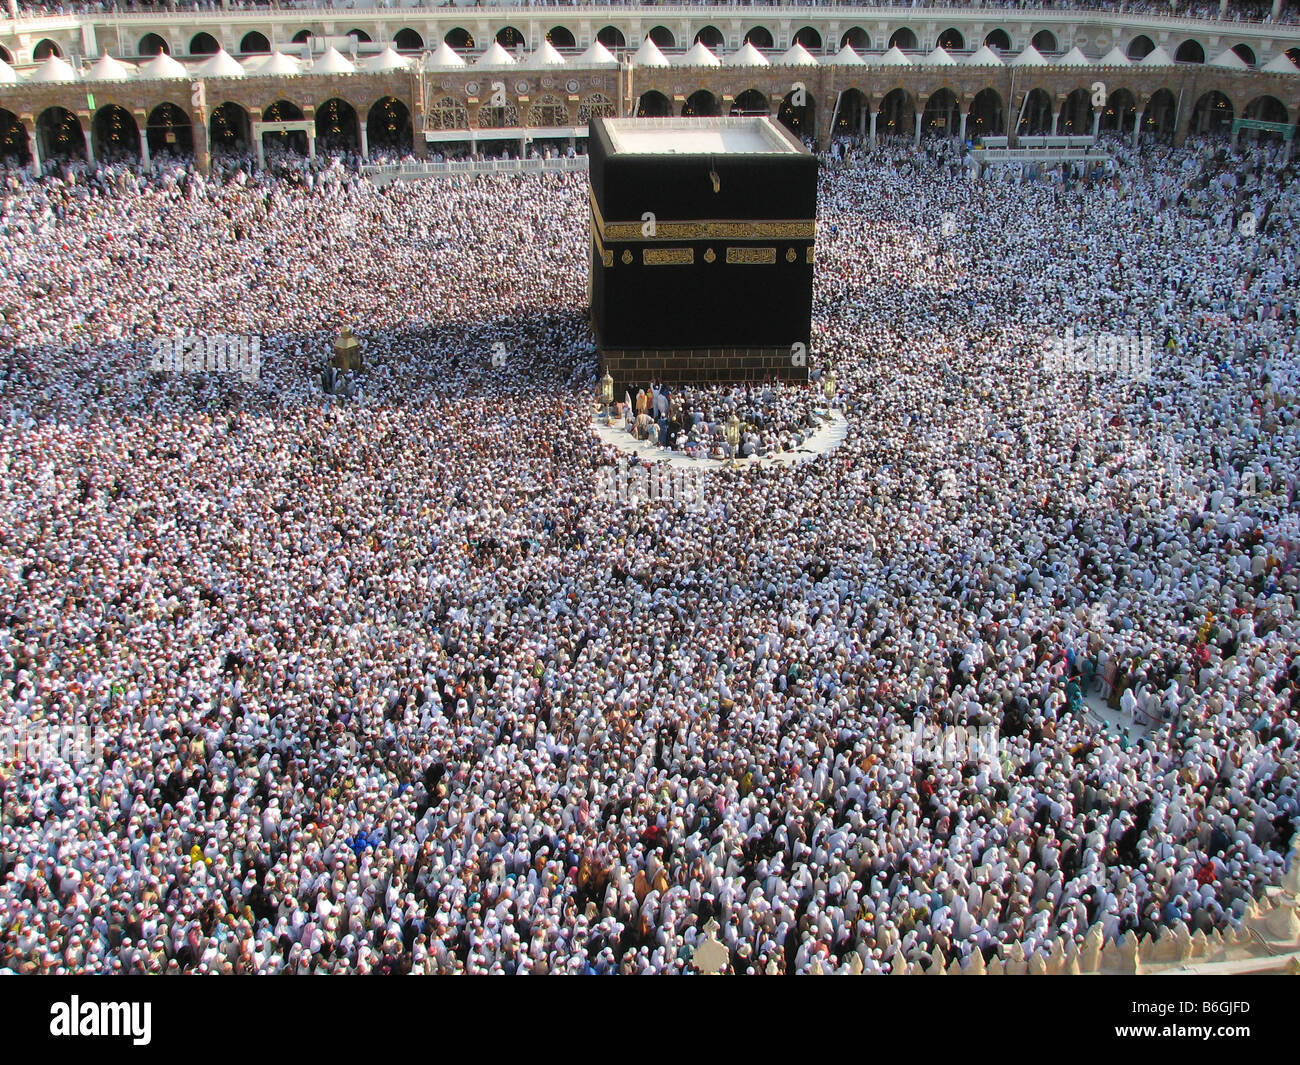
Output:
[
  {"xmin": 1232, "ymin": 44, "xmax": 1255, "ymax": 67},
  {"xmin": 92, "ymin": 105, "xmax": 140, "ymax": 162},
  {"xmin": 0, "ymin": 45, "xmax": 12, "ymax": 65},
  {"xmin": 316, "ymin": 97, "xmax": 359, "ymax": 153},
  {"xmin": 427, "ymin": 96, "xmax": 468, "ymax": 131},
  {"xmin": 1017, "ymin": 88, "xmax": 1054, "ymax": 136},
  {"xmin": 189, "ymin": 33, "xmax": 219, "ymax": 57},
  {"xmin": 1142, "ymin": 88, "xmax": 1178, "ymax": 141},
  {"xmin": 792, "ymin": 27, "xmax": 823, "ymax": 52},
  {"xmin": 240, "ymin": 32, "xmax": 270, "ymax": 56},
  {"xmin": 476, "ymin": 100, "xmax": 519, "ymax": 130},
  {"xmin": 683, "ymin": 90, "xmax": 722, "ymax": 118},
  {"xmin": 984, "ymin": 29, "xmax": 1012, "ymax": 54},
  {"xmin": 921, "ymin": 89, "xmax": 960, "ymax": 138},
  {"xmin": 33, "ymin": 39, "xmax": 61, "ymax": 61},
  {"xmin": 832, "ymin": 88, "xmax": 868, "ymax": 136},
  {"xmin": 37, "ymin": 106, "xmax": 84, "ymax": 162},
  {"xmin": 969, "ymin": 88, "xmax": 1005, "ymax": 137},
  {"xmin": 746, "ymin": 27, "xmax": 775, "ymax": 49},
  {"xmin": 263, "ymin": 100, "xmax": 307, "ymax": 158},
  {"xmin": 138, "ymin": 33, "xmax": 169, "ymax": 57},
  {"xmin": 394, "ymin": 29, "xmax": 424, "ymax": 53},
  {"xmin": 291, "ymin": 30, "xmax": 313, "ymax": 46},
  {"xmin": 210, "ymin": 102, "xmax": 250, "ymax": 153},
  {"xmin": 648, "ymin": 27, "xmax": 675, "ymax": 50},
  {"xmin": 731, "ymin": 89, "xmax": 769, "ymax": 116},
  {"xmin": 578, "ymin": 93, "xmax": 616, "ymax": 125},
  {"xmin": 694, "ymin": 26, "xmax": 724, "ymax": 50},
  {"xmin": 636, "ymin": 91, "xmax": 672, "ymax": 118},
  {"xmin": 368, "ymin": 96, "xmax": 413, "ymax": 152},
  {"xmin": 1288, "ymin": 47, "xmax": 1300, "ymax": 67},
  {"xmin": 1174, "ymin": 40, "xmax": 1205, "ymax": 64},
  {"xmin": 1244, "ymin": 95, "xmax": 1289, "ymax": 140},
  {"xmin": 878, "ymin": 88, "xmax": 915, "ymax": 137},
  {"xmin": 495, "ymin": 26, "xmax": 526, "ymax": 51},
  {"xmin": 597, "ymin": 27, "xmax": 625, "ymax": 51},
  {"xmin": 0, "ymin": 109, "xmax": 29, "ymax": 165},
  {"xmin": 445, "ymin": 28, "xmax": 474, "ymax": 50},
  {"xmin": 888, "ymin": 28, "xmax": 918, "ymax": 52},
  {"xmin": 1057, "ymin": 87, "xmax": 1094, "ymax": 134},
  {"xmin": 1031, "ymin": 30, "xmax": 1058, "ymax": 55},
  {"xmin": 1099, "ymin": 88, "xmax": 1137, "ymax": 135},
  {"xmin": 779, "ymin": 88, "xmax": 815, "ymax": 141},
  {"xmin": 937, "ymin": 28, "xmax": 965, "ymax": 52},
  {"xmin": 839, "ymin": 28, "xmax": 869, "ymax": 52},
  {"xmin": 1127, "ymin": 35, "xmax": 1155, "ymax": 61},
  {"xmin": 146, "ymin": 102, "xmax": 193, "ymax": 157},
  {"xmin": 1190, "ymin": 91, "xmax": 1233, "ymax": 136},
  {"xmin": 348, "ymin": 29, "xmax": 372, "ymax": 44},
  {"xmin": 547, "ymin": 27, "xmax": 576, "ymax": 49},
  {"xmin": 528, "ymin": 94, "xmax": 569, "ymax": 128}
]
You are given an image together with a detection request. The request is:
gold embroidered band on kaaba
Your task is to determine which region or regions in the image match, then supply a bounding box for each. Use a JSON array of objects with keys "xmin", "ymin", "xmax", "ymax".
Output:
[{"xmin": 590, "ymin": 190, "xmax": 815, "ymax": 244}]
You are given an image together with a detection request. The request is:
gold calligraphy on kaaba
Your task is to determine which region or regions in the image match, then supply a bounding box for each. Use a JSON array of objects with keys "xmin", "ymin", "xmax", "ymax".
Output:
[
  {"xmin": 590, "ymin": 191, "xmax": 815, "ymax": 243},
  {"xmin": 643, "ymin": 248, "xmax": 695, "ymax": 266},
  {"xmin": 726, "ymin": 247, "xmax": 778, "ymax": 265}
]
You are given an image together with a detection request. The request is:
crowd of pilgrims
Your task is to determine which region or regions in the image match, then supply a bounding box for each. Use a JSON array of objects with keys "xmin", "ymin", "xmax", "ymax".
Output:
[{"xmin": 0, "ymin": 127, "xmax": 1298, "ymax": 975}]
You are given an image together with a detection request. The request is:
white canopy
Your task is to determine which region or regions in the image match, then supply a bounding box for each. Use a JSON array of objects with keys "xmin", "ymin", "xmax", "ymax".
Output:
[
  {"xmin": 826, "ymin": 44, "xmax": 866, "ymax": 67},
  {"xmin": 965, "ymin": 45, "xmax": 1004, "ymax": 67},
  {"xmin": 872, "ymin": 46, "xmax": 912, "ymax": 67},
  {"xmin": 364, "ymin": 45, "xmax": 411, "ymax": 72},
  {"xmin": 194, "ymin": 49, "xmax": 246, "ymax": 78},
  {"xmin": 311, "ymin": 46, "xmax": 356, "ymax": 74},
  {"xmin": 576, "ymin": 41, "xmax": 618, "ymax": 68},
  {"xmin": 923, "ymin": 46, "xmax": 956, "ymax": 66},
  {"xmin": 1010, "ymin": 45, "xmax": 1047, "ymax": 67},
  {"xmin": 85, "ymin": 53, "xmax": 134, "ymax": 81},
  {"xmin": 1097, "ymin": 46, "xmax": 1132, "ymax": 66},
  {"xmin": 777, "ymin": 43, "xmax": 819, "ymax": 67},
  {"xmin": 1140, "ymin": 46, "xmax": 1175, "ymax": 67},
  {"xmin": 677, "ymin": 42, "xmax": 721, "ymax": 67},
  {"xmin": 1262, "ymin": 51, "xmax": 1300, "ymax": 74},
  {"xmin": 632, "ymin": 37, "xmax": 670, "ymax": 68},
  {"xmin": 28, "ymin": 54, "xmax": 80, "ymax": 83},
  {"xmin": 249, "ymin": 51, "xmax": 302, "ymax": 76},
  {"xmin": 424, "ymin": 41, "xmax": 466, "ymax": 69},
  {"xmin": 475, "ymin": 41, "xmax": 517, "ymax": 67},
  {"xmin": 137, "ymin": 52, "xmax": 188, "ymax": 79},
  {"xmin": 1058, "ymin": 47, "xmax": 1092, "ymax": 67},
  {"xmin": 727, "ymin": 41, "xmax": 770, "ymax": 68},
  {"xmin": 0, "ymin": 57, "xmax": 16, "ymax": 84},
  {"xmin": 1207, "ymin": 49, "xmax": 1249, "ymax": 70},
  {"xmin": 527, "ymin": 40, "xmax": 567, "ymax": 68}
]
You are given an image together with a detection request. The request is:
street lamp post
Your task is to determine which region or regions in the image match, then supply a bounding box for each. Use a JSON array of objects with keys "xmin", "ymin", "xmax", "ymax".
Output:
[
  {"xmin": 600, "ymin": 370, "xmax": 615, "ymax": 425},
  {"xmin": 725, "ymin": 413, "xmax": 741, "ymax": 465}
]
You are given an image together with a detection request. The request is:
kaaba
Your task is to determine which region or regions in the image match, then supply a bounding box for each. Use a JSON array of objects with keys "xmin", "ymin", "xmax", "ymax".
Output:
[{"xmin": 588, "ymin": 116, "xmax": 817, "ymax": 390}]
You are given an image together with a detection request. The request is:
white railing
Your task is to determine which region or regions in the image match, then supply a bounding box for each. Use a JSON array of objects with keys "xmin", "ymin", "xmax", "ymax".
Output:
[{"xmin": 361, "ymin": 153, "xmax": 587, "ymax": 179}]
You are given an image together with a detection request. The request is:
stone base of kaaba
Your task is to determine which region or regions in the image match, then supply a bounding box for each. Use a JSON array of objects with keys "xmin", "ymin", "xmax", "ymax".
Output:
[{"xmin": 601, "ymin": 348, "xmax": 809, "ymax": 392}]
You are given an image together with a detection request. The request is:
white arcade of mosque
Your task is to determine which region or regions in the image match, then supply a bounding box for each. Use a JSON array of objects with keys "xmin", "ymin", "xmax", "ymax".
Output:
[{"xmin": 0, "ymin": 5, "xmax": 1299, "ymax": 172}]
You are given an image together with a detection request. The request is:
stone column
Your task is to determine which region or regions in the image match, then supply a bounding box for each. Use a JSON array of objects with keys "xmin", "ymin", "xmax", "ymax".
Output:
[
  {"xmin": 359, "ymin": 123, "xmax": 369, "ymax": 161},
  {"xmin": 869, "ymin": 109, "xmax": 877, "ymax": 145},
  {"xmin": 1133, "ymin": 109, "xmax": 1144, "ymax": 147},
  {"xmin": 137, "ymin": 113, "xmax": 151, "ymax": 172},
  {"xmin": 193, "ymin": 114, "xmax": 210, "ymax": 175},
  {"xmin": 958, "ymin": 109, "xmax": 967, "ymax": 143},
  {"xmin": 913, "ymin": 109, "xmax": 922, "ymax": 146},
  {"xmin": 1092, "ymin": 108, "xmax": 1101, "ymax": 140},
  {"xmin": 26, "ymin": 120, "xmax": 40, "ymax": 178},
  {"xmin": 82, "ymin": 122, "xmax": 96, "ymax": 167},
  {"xmin": 1273, "ymin": 0, "xmax": 1282, "ymax": 18},
  {"xmin": 307, "ymin": 129, "xmax": 316, "ymax": 160}
]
